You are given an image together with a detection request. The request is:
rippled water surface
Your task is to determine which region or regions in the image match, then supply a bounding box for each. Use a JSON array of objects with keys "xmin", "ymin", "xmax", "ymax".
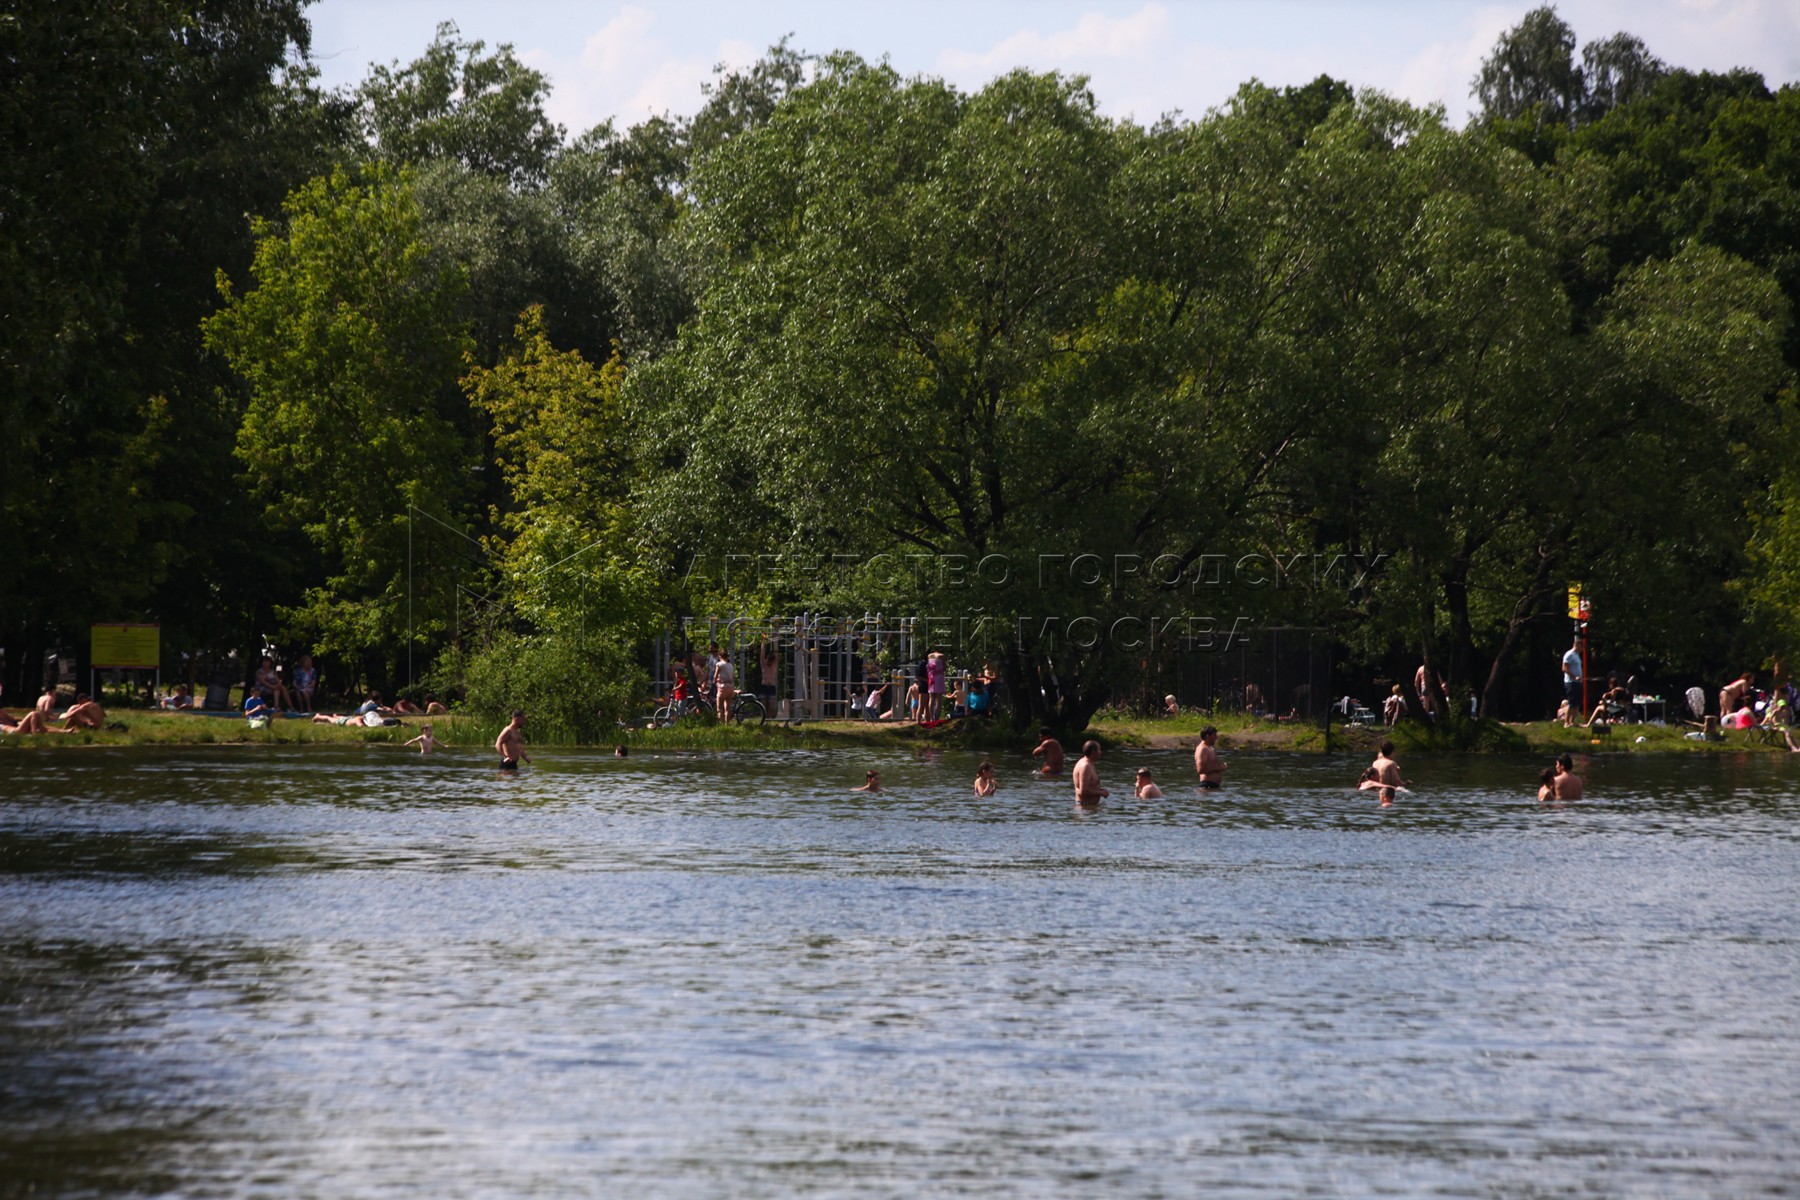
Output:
[{"xmin": 3, "ymin": 745, "xmax": 1798, "ymax": 1197}]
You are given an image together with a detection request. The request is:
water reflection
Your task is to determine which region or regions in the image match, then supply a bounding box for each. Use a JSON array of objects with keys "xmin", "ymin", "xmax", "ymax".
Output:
[{"xmin": 0, "ymin": 747, "xmax": 1797, "ymax": 1195}]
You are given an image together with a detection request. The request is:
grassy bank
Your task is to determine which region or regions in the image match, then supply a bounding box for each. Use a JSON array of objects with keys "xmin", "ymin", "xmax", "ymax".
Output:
[
  {"xmin": 0, "ymin": 710, "xmax": 452, "ymax": 750},
  {"xmin": 4, "ymin": 708, "xmax": 1789, "ymax": 757}
]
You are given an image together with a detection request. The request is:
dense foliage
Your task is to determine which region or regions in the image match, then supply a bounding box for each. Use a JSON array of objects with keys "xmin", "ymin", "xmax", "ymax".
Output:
[{"xmin": 4, "ymin": 2, "xmax": 1798, "ymax": 731}]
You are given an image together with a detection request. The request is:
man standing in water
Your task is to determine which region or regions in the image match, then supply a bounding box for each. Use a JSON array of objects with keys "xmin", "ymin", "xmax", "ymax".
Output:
[
  {"xmin": 1552, "ymin": 753, "xmax": 1583, "ymax": 799},
  {"xmin": 1073, "ymin": 740, "xmax": 1108, "ymax": 807},
  {"xmin": 1370, "ymin": 740, "xmax": 1406, "ymax": 790},
  {"xmin": 495, "ymin": 710, "xmax": 530, "ymax": 771},
  {"xmin": 1194, "ymin": 726, "xmax": 1226, "ymax": 789}
]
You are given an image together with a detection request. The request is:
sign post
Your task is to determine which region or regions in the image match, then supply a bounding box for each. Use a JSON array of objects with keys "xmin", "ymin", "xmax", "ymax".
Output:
[
  {"xmin": 91, "ymin": 623, "xmax": 161, "ymax": 701},
  {"xmin": 1567, "ymin": 587, "xmax": 1591, "ymax": 719}
]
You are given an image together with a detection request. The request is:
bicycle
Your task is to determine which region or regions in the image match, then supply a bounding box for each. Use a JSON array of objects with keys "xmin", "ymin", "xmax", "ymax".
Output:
[
  {"xmin": 650, "ymin": 695, "xmax": 715, "ymax": 726},
  {"xmin": 727, "ymin": 694, "xmax": 767, "ymax": 725}
]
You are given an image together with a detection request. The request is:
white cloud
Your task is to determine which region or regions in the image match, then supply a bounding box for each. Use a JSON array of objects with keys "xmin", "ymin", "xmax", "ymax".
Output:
[
  {"xmin": 526, "ymin": 6, "xmax": 760, "ymax": 137},
  {"xmin": 939, "ymin": 2, "xmax": 1173, "ymax": 73}
]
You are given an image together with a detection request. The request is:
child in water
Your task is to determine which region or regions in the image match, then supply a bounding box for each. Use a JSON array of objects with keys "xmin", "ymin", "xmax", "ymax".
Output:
[
  {"xmin": 853, "ymin": 770, "xmax": 882, "ymax": 793},
  {"xmin": 404, "ymin": 724, "xmax": 441, "ymax": 755},
  {"xmin": 1536, "ymin": 767, "xmax": 1556, "ymax": 802},
  {"xmin": 1134, "ymin": 768, "xmax": 1163, "ymax": 799},
  {"xmin": 973, "ymin": 761, "xmax": 997, "ymax": 797}
]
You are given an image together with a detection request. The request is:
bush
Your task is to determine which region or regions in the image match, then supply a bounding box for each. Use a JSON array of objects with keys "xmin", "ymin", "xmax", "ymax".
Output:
[{"xmin": 455, "ymin": 630, "xmax": 643, "ymax": 744}]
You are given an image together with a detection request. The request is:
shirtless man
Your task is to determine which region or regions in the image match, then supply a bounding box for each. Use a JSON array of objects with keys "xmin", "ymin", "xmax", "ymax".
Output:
[
  {"xmin": 1134, "ymin": 768, "xmax": 1163, "ymax": 799},
  {"xmin": 1072, "ymin": 741, "xmax": 1108, "ymax": 807},
  {"xmin": 1194, "ymin": 725, "xmax": 1225, "ymax": 789},
  {"xmin": 35, "ymin": 686, "xmax": 57, "ymax": 717},
  {"xmin": 1031, "ymin": 728, "xmax": 1064, "ymax": 775},
  {"xmin": 1369, "ymin": 740, "xmax": 1405, "ymax": 789},
  {"xmin": 60, "ymin": 693, "xmax": 104, "ymax": 730},
  {"xmin": 712, "ymin": 649, "xmax": 736, "ymax": 724},
  {"xmin": 852, "ymin": 769, "xmax": 882, "ymax": 793},
  {"xmin": 494, "ymin": 710, "xmax": 530, "ymax": 771},
  {"xmin": 1551, "ymin": 753, "xmax": 1582, "ymax": 800}
]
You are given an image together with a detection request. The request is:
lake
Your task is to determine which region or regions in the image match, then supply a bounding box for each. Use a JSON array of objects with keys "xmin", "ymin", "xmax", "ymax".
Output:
[{"xmin": 2, "ymin": 745, "xmax": 1797, "ymax": 1196}]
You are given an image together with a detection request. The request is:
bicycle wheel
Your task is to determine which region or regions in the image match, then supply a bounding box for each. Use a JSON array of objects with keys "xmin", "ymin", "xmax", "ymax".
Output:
[{"xmin": 732, "ymin": 696, "xmax": 766, "ymax": 725}]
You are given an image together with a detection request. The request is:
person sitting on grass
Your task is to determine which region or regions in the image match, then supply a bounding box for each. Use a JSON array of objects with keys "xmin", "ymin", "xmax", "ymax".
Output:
[
  {"xmin": 254, "ymin": 656, "xmax": 292, "ymax": 711},
  {"xmin": 60, "ymin": 693, "xmax": 104, "ymax": 730},
  {"xmin": 243, "ymin": 692, "xmax": 271, "ymax": 721},
  {"xmin": 2, "ymin": 710, "xmax": 53, "ymax": 734},
  {"xmin": 1759, "ymin": 699, "xmax": 1800, "ymax": 752},
  {"xmin": 5, "ymin": 694, "xmax": 104, "ymax": 734},
  {"xmin": 159, "ymin": 685, "xmax": 194, "ymax": 710}
]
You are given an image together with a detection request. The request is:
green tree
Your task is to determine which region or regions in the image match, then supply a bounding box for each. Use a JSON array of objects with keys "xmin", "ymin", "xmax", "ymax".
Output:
[
  {"xmin": 0, "ymin": 0, "xmax": 350, "ymax": 700},
  {"xmin": 203, "ymin": 165, "xmax": 473, "ymax": 673},
  {"xmin": 1473, "ymin": 6, "xmax": 1583, "ymax": 129},
  {"xmin": 356, "ymin": 22, "xmax": 563, "ymax": 189},
  {"xmin": 456, "ymin": 307, "xmax": 660, "ymax": 735}
]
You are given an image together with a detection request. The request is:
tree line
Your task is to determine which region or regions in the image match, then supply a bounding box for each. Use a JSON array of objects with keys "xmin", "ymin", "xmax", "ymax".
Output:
[{"xmin": 4, "ymin": 2, "xmax": 1797, "ymax": 734}]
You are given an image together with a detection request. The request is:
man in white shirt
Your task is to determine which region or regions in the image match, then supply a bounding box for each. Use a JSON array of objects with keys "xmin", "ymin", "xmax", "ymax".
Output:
[{"xmin": 1561, "ymin": 638, "xmax": 1584, "ymax": 725}]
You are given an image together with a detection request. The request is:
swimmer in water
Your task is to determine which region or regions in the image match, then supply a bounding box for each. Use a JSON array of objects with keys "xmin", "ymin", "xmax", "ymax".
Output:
[
  {"xmin": 1032, "ymin": 728, "xmax": 1065, "ymax": 775},
  {"xmin": 853, "ymin": 769, "xmax": 882, "ymax": 793},
  {"xmin": 1378, "ymin": 785, "xmax": 1395, "ymax": 807},
  {"xmin": 973, "ymin": 761, "xmax": 997, "ymax": 797},
  {"xmin": 1369, "ymin": 740, "xmax": 1407, "ymax": 789},
  {"xmin": 495, "ymin": 710, "xmax": 530, "ymax": 771},
  {"xmin": 1134, "ymin": 768, "xmax": 1163, "ymax": 799},
  {"xmin": 1536, "ymin": 767, "xmax": 1556, "ymax": 802},
  {"xmin": 404, "ymin": 724, "xmax": 441, "ymax": 754},
  {"xmin": 1552, "ymin": 753, "xmax": 1582, "ymax": 800},
  {"xmin": 1072, "ymin": 741, "xmax": 1108, "ymax": 807},
  {"xmin": 1194, "ymin": 725, "xmax": 1225, "ymax": 789}
]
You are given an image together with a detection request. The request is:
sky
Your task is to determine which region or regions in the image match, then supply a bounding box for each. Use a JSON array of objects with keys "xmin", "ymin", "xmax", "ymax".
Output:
[{"xmin": 305, "ymin": 1, "xmax": 1800, "ymax": 136}]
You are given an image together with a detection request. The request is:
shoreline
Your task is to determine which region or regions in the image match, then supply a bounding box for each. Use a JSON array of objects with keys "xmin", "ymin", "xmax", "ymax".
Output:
[{"xmin": 2, "ymin": 709, "xmax": 1792, "ymax": 757}]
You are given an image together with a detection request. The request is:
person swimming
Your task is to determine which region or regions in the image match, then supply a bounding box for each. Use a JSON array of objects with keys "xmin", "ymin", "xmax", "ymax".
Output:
[
  {"xmin": 973, "ymin": 761, "xmax": 997, "ymax": 797},
  {"xmin": 1134, "ymin": 768, "xmax": 1163, "ymax": 799},
  {"xmin": 404, "ymin": 724, "xmax": 441, "ymax": 754},
  {"xmin": 853, "ymin": 770, "xmax": 882, "ymax": 793}
]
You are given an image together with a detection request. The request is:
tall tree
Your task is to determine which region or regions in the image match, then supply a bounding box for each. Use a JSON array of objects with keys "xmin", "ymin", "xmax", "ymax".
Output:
[
  {"xmin": 203, "ymin": 165, "xmax": 473, "ymax": 675},
  {"xmin": 356, "ymin": 22, "xmax": 563, "ymax": 189},
  {"xmin": 0, "ymin": 0, "xmax": 341, "ymax": 700},
  {"xmin": 1473, "ymin": 5, "xmax": 1583, "ymax": 129}
]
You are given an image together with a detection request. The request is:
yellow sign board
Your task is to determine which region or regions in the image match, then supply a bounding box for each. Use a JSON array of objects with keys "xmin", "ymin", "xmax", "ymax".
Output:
[
  {"xmin": 1567, "ymin": 585, "xmax": 1589, "ymax": 620},
  {"xmin": 91, "ymin": 623, "xmax": 160, "ymax": 669}
]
